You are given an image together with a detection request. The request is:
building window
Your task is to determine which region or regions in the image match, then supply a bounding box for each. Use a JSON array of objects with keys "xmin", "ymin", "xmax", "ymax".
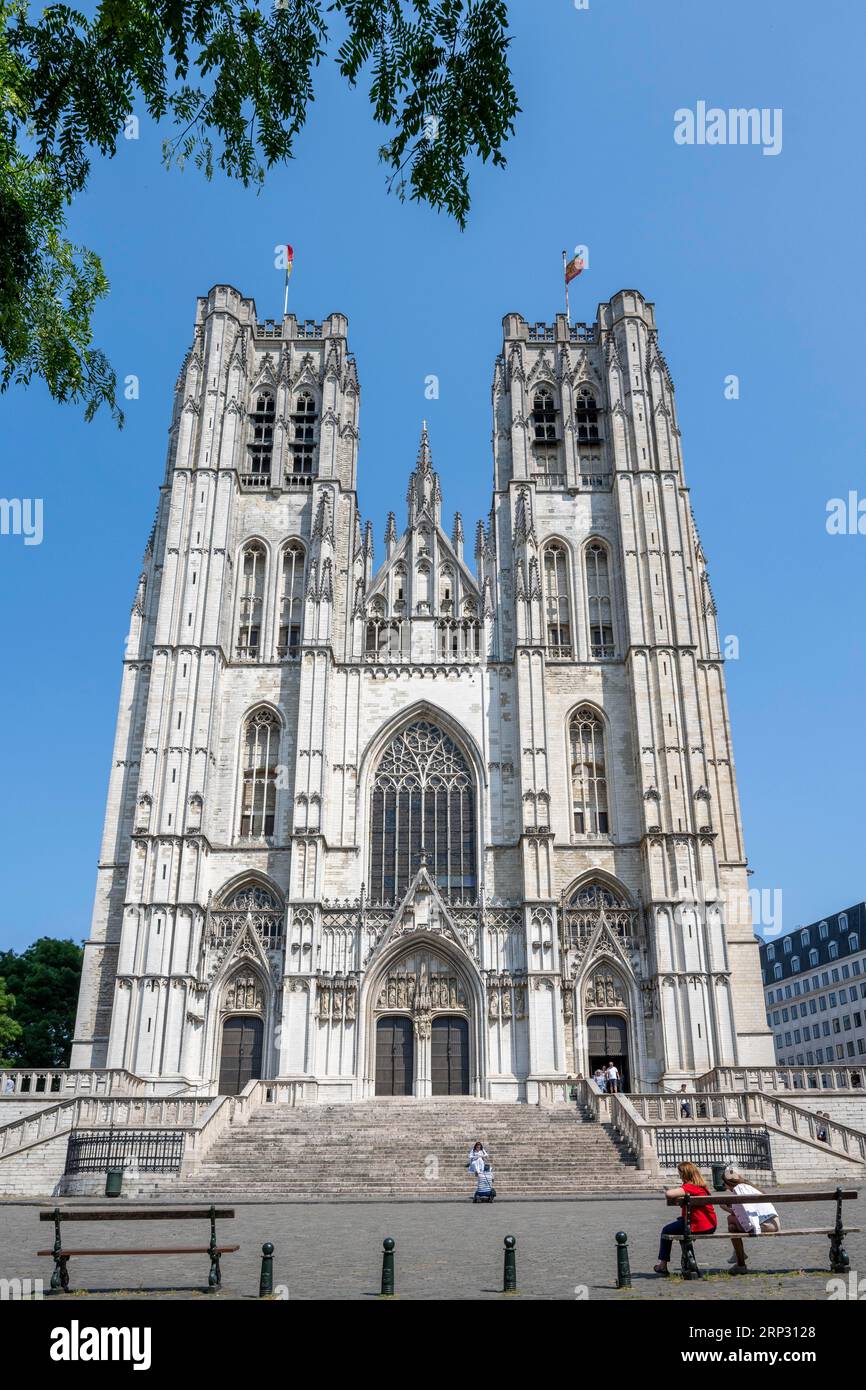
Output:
[
  {"xmin": 532, "ymin": 388, "xmax": 557, "ymax": 441},
  {"xmin": 246, "ymin": 390, "xmax": 275, "ymax": 486},
  {"xmin": 369, "ymin": 720, "xmax": 476, "ymax": 905},
  {"xmin": 819, "ymin": 921, "xmax": 829, "ymax": 940},
  {"xmin": 766, "ymin": 943, "xmax": 776, "ymax": 961},
  {"xmin": 773, "ymin": 964, "xmax": 782, "ymax": 980},
  {"xmin": 586, "ymin": 541, "xmax": 614, "ymax": 658},
  {"xmin": 783, "ymin": 938, "xmax": 792, "ymax": 954},
  {"xmin": 791, "ymin": 956, "xmax": 800, "ymax": 974},
  {"xmin": 288, "ymin": 392, "xmax": 317, "ymax": 483},
  {"xmin": 569, "ymin": 705, "xmax": 609, "ymax": 835},
  {"xmin": 849, "ymin": 934, "xmax": 860, "ymax": 952},
  {"xmin": 829, "ymin": 940, "xmax": 839, "ymax": 960},
  {"xmin": 239, "ymin": 708, "xmax": 280, "ymax": 838},
  {"xmin": 236, "ymin": 542, "xmax": 266, "ymax": 660},
  {"xmin": 809, "ymin": 949, "xmax": 819, "ymax": 967},
  {"xmin": 542, "ymin": 543, "xmax": 572, "ymax": 657},
  {"xmin": 800, "ymin": 930, "xmax": 810, "ymax": 948},
  {"xmin": 277, "ymin": 542, "xmax": 304, "ymax": 658},
  {"xmin": 575, "ymin": 387, "xmax": 600, "ymax": 442}
]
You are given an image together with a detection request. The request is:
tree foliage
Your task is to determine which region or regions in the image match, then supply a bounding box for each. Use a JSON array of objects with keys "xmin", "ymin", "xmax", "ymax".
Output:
[
  {"xmin": 0, "ymin": 976, "xmax": 23, "ymax": 1066},
  {"xmin": 0, "ymin": 937, "xmax": 83, "ymax": 1068},
  {"xmin": 1, "ymin": 1, "xmax": 518, "ymax": 422}
]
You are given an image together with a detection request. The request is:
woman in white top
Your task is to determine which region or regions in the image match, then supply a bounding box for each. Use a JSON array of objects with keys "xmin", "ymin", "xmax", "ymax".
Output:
[
  {"xmin": 468, "ymin": 1140, "xmax": 489, "ymax": 1173},
  {"xmin": 722, "ymin": 1164, "xmax": 781, "ymax": 1271}
]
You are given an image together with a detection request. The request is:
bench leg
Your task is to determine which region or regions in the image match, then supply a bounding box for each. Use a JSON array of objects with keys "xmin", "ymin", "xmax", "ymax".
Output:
[
  {"xmin": 208, "ymin": 1251, "xmax": 222, "ymax": 1290},
  {"xmin": 828, "ymin": 1230, "xmax": 849, "ymax": 1275},
  {"xmin": 51, "ymin": 1255, "xmax": 71, "ymax": 1293},
  {"xmin": 680, "ymin": 1232, "xmax": 702, "ymax": 1280}
]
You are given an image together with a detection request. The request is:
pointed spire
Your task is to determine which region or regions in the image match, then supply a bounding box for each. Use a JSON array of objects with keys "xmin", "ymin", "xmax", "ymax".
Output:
[
  {"xmin": 475, "ymin": 521, "xmax": 485, "ymax": 562},
  {"xmin": 452, "ymin": 511, "xmax": 464, "ymax": 560},
  {"xmin": 417, "ymin": 419, "xmax": 432, "ymax": 471},
  {"xmin": 407, "ymin": 421, "xmax": 441, "ymax": 527},
  {"xmin": 385, "ymin": 511, "xmax": 397, "ymax": 560}
]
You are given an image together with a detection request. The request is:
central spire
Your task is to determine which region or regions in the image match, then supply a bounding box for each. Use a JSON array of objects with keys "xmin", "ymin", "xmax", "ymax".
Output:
[
  {"xmin": 417, "ymin": 418, "xmax": 432, "ymax": 471},
  {"xmin": 407, "ymin": 420, "xmax": 441, "ymax": 527}
]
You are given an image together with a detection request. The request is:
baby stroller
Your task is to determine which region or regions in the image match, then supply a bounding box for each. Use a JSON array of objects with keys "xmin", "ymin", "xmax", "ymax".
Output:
[{"xmin": 472, "ymin": 1162, "xmax": 497, "ymax": 1203}]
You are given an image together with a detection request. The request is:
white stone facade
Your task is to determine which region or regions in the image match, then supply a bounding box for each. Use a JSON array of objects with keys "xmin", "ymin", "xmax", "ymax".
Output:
[{"xmin": 71, "ymin": 284, "xmax": 774, "ymax": 1099}]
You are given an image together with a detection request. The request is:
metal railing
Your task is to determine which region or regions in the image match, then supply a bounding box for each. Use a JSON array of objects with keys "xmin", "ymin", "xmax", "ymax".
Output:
[
  {"xmin": 65, "ymin": 1129, "xmax": 186, "ymax": 1174},
  {"xmin": 655, "ymin": 1125, "xmax": 772, "ymax": 1171}
]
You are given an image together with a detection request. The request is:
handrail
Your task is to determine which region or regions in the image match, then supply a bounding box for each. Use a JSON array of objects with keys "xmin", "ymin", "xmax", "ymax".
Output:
[{"xmin": 0, "ymin": 1094, "xmax": 217, "ymax": 1161}]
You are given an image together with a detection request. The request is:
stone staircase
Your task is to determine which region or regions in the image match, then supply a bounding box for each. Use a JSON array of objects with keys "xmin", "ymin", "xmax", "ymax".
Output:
[{"xmin": 185, "ymin": 1099, "xmax": 659, "ymax": 1198}]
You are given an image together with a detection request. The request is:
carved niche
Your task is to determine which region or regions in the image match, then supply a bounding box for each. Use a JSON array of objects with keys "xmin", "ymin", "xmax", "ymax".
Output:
[
  {"xmin": 584, "ymin": 969, "xmax": 627, "ymax": 1011},
  {"xmin": 223, "ymin": 972, "xmax": 264, "ymax": 1014}
]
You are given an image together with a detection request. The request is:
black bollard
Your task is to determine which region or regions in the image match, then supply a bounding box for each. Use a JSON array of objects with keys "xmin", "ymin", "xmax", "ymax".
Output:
[
  {"xmin": 615, "ymin": 1231, "xmax": 631, "ymax": 1288},
  {"xmin": 259, "ymin": 1241, "xmax": 274, "ymax": 1297},
  {"xmin": 381, "ymin": 1237, "xmax": 396, "ymax": 1296},
  {"xmin": 503, "ymin": 1235, "xmax": 517, "ymax": 1293}
]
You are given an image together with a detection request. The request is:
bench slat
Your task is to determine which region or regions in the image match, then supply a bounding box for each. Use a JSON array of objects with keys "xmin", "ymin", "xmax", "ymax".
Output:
[
  {"xmin": 667, "ymin": 1190, "xmax": 858, "ymax": 1207},
  {"xmin": 684, "ymin": 1228, "xmax": 861, "ymax": 1240},
  {"xmin": 37, "ymin": 1246, "xmax": 240, "ymax": 1257},
  {"xmin": 39, "ymin": 1208, "xmax": 235, "ymax": 1221}
]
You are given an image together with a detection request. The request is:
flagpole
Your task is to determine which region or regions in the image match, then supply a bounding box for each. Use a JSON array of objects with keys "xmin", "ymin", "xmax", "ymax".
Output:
[
  {"xmin": 562, "ymin": 249, "xmax": 570, "ymax": 325},
  {"xmin": 283, "ymin": 269, "xmax": 289, "ymax": 318}
]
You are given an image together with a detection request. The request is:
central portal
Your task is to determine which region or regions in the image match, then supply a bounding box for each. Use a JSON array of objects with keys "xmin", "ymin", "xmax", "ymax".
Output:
[{"xmin": 370, "ymin": 942, "xmax": 475, "ymax": 1098}]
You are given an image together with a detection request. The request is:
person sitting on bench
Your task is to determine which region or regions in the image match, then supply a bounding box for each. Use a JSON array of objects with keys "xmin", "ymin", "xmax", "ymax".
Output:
[
  {"xmin": 654, "ymin": 1162, "xmax": 716, "ymax": 1275},
  {"xmin": 722, "ymin": 1164, "xmax": 781, "ymax": 1272}
]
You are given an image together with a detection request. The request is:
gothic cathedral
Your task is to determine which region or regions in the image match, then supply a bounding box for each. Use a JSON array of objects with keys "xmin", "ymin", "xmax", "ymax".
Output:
[{"xmin": 71, "ymin": 284, "xmax": 774, "ymax": 1099}]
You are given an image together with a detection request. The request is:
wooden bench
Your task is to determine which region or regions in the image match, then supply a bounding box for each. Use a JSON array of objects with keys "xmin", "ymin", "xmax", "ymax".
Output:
[
  {"xmin": 38, "ymin": 1204, "xmax": 238, "ymax": 1292},
  {"xmin": 664, "ymin": 1186, "xmax": 860, "ymax": 1279}
]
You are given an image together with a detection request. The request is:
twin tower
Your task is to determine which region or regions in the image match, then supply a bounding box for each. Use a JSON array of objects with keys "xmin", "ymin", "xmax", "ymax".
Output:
[{"xmin": 72, "ymin": 284, "xmax": 773, "ymax": 1100}]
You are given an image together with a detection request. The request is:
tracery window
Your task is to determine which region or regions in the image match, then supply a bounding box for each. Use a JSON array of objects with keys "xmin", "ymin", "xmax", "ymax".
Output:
[
  {"xmin": 586, "ymin": 541, "xmax": 614, "ymax": 657},
  {"xmin": 239, "ymin": 708, "xmax": 280, "ymax": 838},
  {"xmin": 575, "ymin": 387, "xmax": 600, "ymax": 442},
  {"xmin": 532, "ymin": 388, "xmax": 557, "ymax": 441},
  {"xmin": 562, "ymin": 878, "xmax": 634, "ymax": 953},
  {"xmin": 211, "ymin": 882, "xmax": 284, "ymax": 949},
  {"xmin": 369, "ymin": 720, "xmax": 476, "ymax": 905},
  {"xmin": 277, "ymin": 541, "xmax": 304, "ymax": 658},
  {"xmin": 246, "ymin": 391, "xmax": 275, "ymax": 486},
  {"xmin": 237, "ymin": 542, "xmax": 266, "ymax": 660},
  {"xmin": 542, "ymin": 543, "xmax": 572, "ymax": 657},
  {"xmin": 569, "ymin": 705, "xmax": 609, "ymax": 834},
  {"xmin": 365, "ymin": 616, "xmax": 406, "ymax": 661},
  {"xmin": 288, "ymin": 392, "xmax": 317, "ymax": 485}
]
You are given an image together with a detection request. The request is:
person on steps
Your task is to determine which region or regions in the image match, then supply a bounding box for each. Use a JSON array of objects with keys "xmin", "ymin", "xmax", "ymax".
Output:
[
  {"xmin": 467, "ymin": 1140, "xmax": 489, "ymax": 1169},
  {"xmin": 472, "ymin": 1161, "xmax": 496, "ymax": 1202},
  {"xmin": 654, "ymin": 1162, "xmax": 717, "ymax": 1275}
]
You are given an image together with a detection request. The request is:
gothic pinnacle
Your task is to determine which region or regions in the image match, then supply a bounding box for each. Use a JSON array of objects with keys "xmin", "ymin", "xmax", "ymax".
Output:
[{"xmin": 417, "ymin": 419, "xmax": 432, "ymax": 471}]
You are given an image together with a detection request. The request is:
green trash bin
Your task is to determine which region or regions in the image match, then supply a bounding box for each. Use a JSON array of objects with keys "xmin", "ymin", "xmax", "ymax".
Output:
[
  {"xmin": 711, "ymin": 1162, "xmax": 727, "ymax": 1192},
  {"xmin": 105, "ymin": 1167, "xmax": 123, "ymax": 1198}
]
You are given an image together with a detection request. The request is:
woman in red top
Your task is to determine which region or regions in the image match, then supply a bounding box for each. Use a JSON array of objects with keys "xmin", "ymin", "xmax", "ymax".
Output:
[{"xmin": 654, "ymin": 1162, "xmax": 716, "ymax": 1275}]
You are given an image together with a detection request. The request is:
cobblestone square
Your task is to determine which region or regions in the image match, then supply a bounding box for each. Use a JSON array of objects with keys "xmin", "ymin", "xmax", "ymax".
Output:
[{"xmin": 2, "ymin": 1193, "xmax": 863, "ymax": 1301}]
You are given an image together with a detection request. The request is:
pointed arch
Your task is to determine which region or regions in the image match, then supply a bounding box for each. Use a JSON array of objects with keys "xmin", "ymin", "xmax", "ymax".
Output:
[
  {"xmin": 567, "ymin": 703, "xmax": 611, "ymax": 836},
  {"xmin": 237, "ymin": 704, "xmax": 283, "ymax": 839},
  {"xmin": 234, "ymin": 537, "xmax": 271, "ymax": 661},
  {"xmin": 276, "ymin": 539, "xmax": 305, "ymax": 658},
  {"xmin": 584, "ymin": 537, "xmax": 615, "ymax": 658},
  {"xmin": 541, "ymin": 538, "xmax": 573, "ymax": 657}
]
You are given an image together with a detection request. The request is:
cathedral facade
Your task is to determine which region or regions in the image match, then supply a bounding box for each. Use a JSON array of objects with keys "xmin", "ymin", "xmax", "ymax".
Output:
[{"xmin": 71, "ymin": 284, "xmax": 774, "ymax": 1099}]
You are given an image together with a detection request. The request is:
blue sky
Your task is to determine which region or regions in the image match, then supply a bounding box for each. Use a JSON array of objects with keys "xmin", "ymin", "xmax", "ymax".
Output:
[{"xmin": 1, "ymin": 0, "xmax": 864, "ymax": 952}]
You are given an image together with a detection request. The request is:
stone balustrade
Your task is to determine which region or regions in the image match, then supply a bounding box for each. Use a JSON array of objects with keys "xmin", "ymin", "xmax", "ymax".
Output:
[
  {"xmin": 694, "ymin": 1065, "xmax": 865, "ymax": 1093},
  {"xmin": 0, "ymin": 1068, "xmax": 147, "ymax": 1098}
]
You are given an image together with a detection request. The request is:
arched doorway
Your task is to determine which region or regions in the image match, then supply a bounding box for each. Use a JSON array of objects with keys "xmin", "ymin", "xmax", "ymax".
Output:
[
  {"xmin": 431, "ymin": 1016, "xmax": 469, "ymax": 1095},
  {"xmin": 586, "ymin": 1012, "xmax": 630, "ymax": 1092},
  {"xmin": 366, "ymin": 941, "xmax": 478, "ymax": 1098},
  {"xmin": 218, "ymin": 1016, "xmax": 264, "ymax": 1095},
  {"xmin": 376, "ymin": 1016, "xmax": 414, "ymax": 1096}
]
